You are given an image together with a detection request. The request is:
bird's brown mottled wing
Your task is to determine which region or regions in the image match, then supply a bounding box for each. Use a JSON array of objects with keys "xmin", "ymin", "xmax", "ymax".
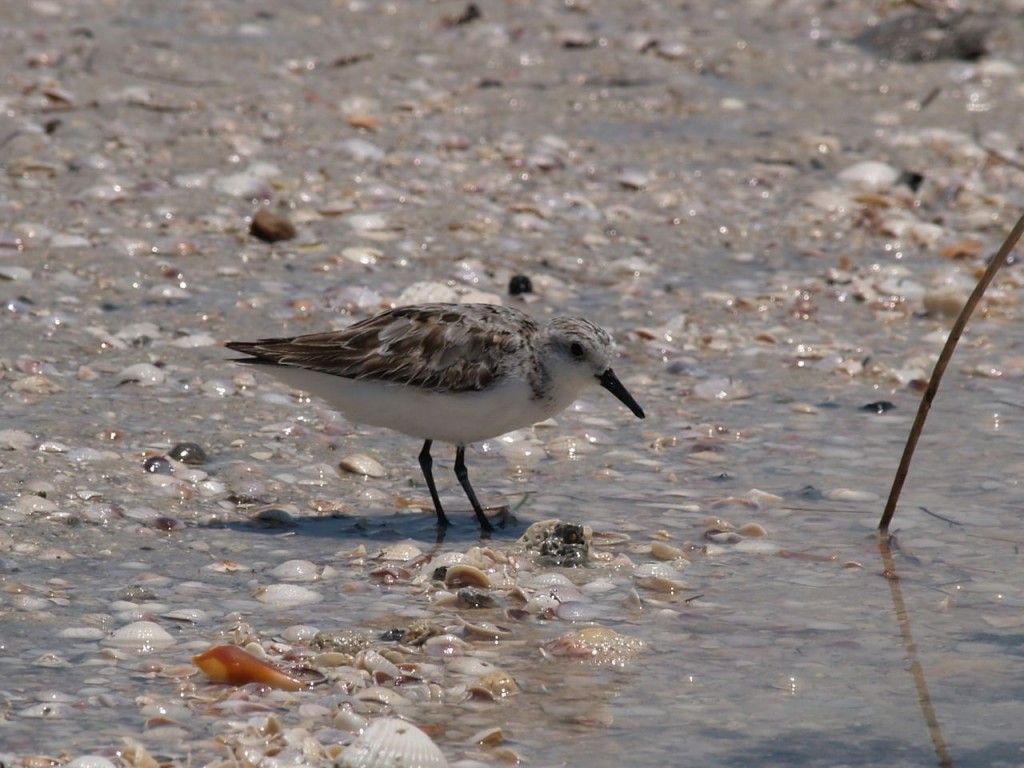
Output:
[{"xmin": 225, "ymin": 304, "xmax": 537, "ymax": 393}]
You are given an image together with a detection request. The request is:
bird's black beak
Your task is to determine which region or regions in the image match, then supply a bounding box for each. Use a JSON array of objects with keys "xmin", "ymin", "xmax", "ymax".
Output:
[{"xmin": 598, "ymin": 369, "xmax": 645, "ymax": 419}]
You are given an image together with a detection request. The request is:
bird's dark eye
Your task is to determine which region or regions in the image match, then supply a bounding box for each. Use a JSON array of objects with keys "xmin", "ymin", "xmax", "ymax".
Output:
[{"xmin": 570, "ymin": 342, "xmax": 585, "ymax": 360}]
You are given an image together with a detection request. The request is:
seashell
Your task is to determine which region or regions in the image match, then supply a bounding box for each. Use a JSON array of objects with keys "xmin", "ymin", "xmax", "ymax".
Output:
[
  {"xmin": 655, "ymin": 40, "xmax": 689, "ymax": 59},
  {"xmin": 342, "ymin": 246, "xmax": 382, "ymax": 267},
  {"xmin": 733, "ymin": 538, "xmax": 781, "ymax": 555},
  {"xmin": 354, "ymin": 649, "xmax": 401, "ymax": 682},
  {"xmin": 468, "ymin": 670, "xmax": 519, "ymax": 700},
  {"xmin": 617, "ymin": 168, "xmax": 650, "ymax": 190},
  {"xmin": 116, "ymin": 363, "xmax": 165, "ymax": 387},
  {"xmin": 66, "ymin": 757, "xmax": 118, "ymax": 768},
  {"xmin": 837, "ymin": 161, "xmax": 899, "ymax": 190},
  {"xmin": 823, "ymin": 488, "xmax": 878, "ymax": 503},
  {"xmin": 205, "ymin": 559, "xmax": 244, "ymax": 573},
  {"xmin": 15, "ymin": 495, "xmax": 58, "ymax": 515},
  {"xmin": 314, "ymin": 651, "xmax": 355, "ymax": 668},
  {"xmin": 106, "ymin": 621, "xmax": 174, "ymax": 651},
  {"xmin": 401, "ymin": 620, "xmax": 444, "ymax": 646},
  {"xmin": 0, "ymin": 428, "xmax": 34, "ymax": 449},
  {"xmin": 466, "ymin": 726, "xmax": 505, "ymax": 746},
  {"xmin": 456, "ymin": 587, "xmax": 499, "ymax": 609},
  {"xmin": 0, "ymin": 265, "xmax": 33, "ymax": 281},
  {"xmin": 146, "ymin": 284, "xmax": 190, "ymax": 304},
  {"xmin": 161, "ymin": 608, "xmax": 208, "ymax": 623},
  {"xmin": 337, "ymin": 138, "xmax": 385, "ymax": 162},
  {"xmin": 556, "ymin": 601, "xmax": 602, "ymax": 622},
  {"xmin": 542, "ymin": 626, "xmax": 645, "ymax": 666},
  {"xmin": 422, "ymin": 633, "xmax": 470, "ymax": 657},
  {"xmin": 354, "ymin": 686, "xmax": 409, "ymax": 706},
  {"xmin": 58, "ymin": 627, "xmax": 106, "ymax": 641},
  {"xmin": 556, "ymin": 28, "xmax": 595, "ymax": 48},
  {"xmin": 11, "ymin": 374, "xmax": 61, "ymax": 394},
  {"xmin": 339, "ymin": 453, "xmax": 387, "ymax": 478},
  {"xmin": 18, "ymin": 703, "xmax": 77, "ymax": 718},
  {"xmin": 444, "ymin": 564, "xmax": 491, "ymax": 590},
  {"xmin": 650, "ymin": 541, "xmax": 688, "ymax": 561},
  {"xmin": 340, "ymin": 717, "xmax": 448, "ymax": 768},
  {"xmin": 705, "ymin": 529, "xmax": 743, "ymax": 544},
  {"xmin": 368, "ymin": 564, "xmax": 412, "ymax": 584},
  {"xmin": 736, "ymin": 523, "xmax": 767, "ymax": 537},
  {"xmin": 311, "ymin": 629, "xmax": 370, "ymax": 654},
  {"xmin": 269, "ymin": 559, "xmax": 321, "ymax": 581},
  {"xmin": 255, "ymin": 583, "xmax": 323, "ymax": 606},
  {"xmin": 252, "ymin": 505, "xmax": 299, "ymax": 527},
  {"xmin": 376, "ymin": 542, "xmax": 422, "ymax": 562},
  {"xmin": 345, "ymin": 212, "xmax": 392, "ymax": 232},
  {"xmin": 396, "ymin": 281, "xmax": 459, "ymax": 305},
  {"xmin": 459, "ymin": 618, "xmax": 512, "ymax": 641},
  {"xmin": 633, "ymin": 563, "xmax": 688, "ymax": 592},
  {"xmin": 334, "ymin": 705, "xmax": 370, "ymax": 733},
  {"xmin": 192, "ymin": 645, "xmax": 305, "ymax": 691},
  {"xmin": 691, "ymin": 377, "xmax": 751, "ymax": 401}
]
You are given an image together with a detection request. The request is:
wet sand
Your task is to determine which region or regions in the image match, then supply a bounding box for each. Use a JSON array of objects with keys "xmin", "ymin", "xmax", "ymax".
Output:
[{"xmin": 3, "ymin": 1, "xmax": 1024, "ymax": 765}]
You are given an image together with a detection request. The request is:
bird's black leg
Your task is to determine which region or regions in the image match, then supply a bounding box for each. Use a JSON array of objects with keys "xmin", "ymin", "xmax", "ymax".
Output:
[
  {"xmin": 454, "ymin": 445, "xmax": 494, "ymax": 533},
  {"xmin": 418, "ymin": 440, "xmax": 450, "ymax": 528}
]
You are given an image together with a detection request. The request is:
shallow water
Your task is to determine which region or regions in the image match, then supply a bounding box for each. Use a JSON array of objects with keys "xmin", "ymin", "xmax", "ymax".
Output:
[{"xmin": 3, "ymin": 1, "xmax": 1024, "ymax": 766}]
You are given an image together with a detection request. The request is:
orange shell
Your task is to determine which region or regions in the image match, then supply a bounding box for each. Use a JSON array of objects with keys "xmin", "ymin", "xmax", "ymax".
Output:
[{"xmin": 192, "ymin": 644, "xmax": 304, "ymax": 691}]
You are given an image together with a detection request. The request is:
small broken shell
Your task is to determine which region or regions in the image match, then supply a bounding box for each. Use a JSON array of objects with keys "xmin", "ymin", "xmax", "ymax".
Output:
[
  {"xmin": 354, "ymin": 649, "xmax": 401, "ymax": 682},
  {"xmin": 444, "ymin": 564, "xmax": 491, "ymax": 590},
  {"xmin": 192, "ymin": 645, "xmax": 306, "ymax": 691},
  {"xmin": 632, "ymin": 562, "xmax": 688, "ymax": 593},
  {"xmin": 377, "ymin": 542, "xmax": 423, "ymax": 562},
  {"xmin": 467, "ymin": 670, "xmax": 519, "ymax": 700},
  {"xmin": 459, "ymin": 618, "xmax": 513, "ymax": 641},
  {"xmin": 736, "ymin": 522, "xmax": 767, "ymax": 537},
  {"xmin": 340, "ymin": 717, "xmax": 448, "ymax": 768},
  {"xmin": 650, "ymin": 541, "xmax": 689, "ymax": 562},
  {"xmin": 542, "ymin": 626, "xmax": 646, "ymax": 666}
]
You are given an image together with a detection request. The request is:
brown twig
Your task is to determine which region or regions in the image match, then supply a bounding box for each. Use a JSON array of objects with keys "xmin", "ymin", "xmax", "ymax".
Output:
[{"xmin": 879, "ymin": 212, "xmax": 1024, "ymax": 530}]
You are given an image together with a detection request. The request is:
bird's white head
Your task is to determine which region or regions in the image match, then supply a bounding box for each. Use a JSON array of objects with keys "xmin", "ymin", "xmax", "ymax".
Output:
[{"xmin": 538, "ymin": 317, "xmax": 645, "ymax": 419}]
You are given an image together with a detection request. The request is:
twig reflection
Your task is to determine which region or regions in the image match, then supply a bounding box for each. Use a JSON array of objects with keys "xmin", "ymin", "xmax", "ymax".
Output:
[{"xmin": 878, "ymin": 533, "xmax": 953, "ymax": 768}]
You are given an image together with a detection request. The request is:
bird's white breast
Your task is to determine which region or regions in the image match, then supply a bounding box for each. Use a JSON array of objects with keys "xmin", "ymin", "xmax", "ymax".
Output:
[{"xmin": 255, "ymin": 365, "xmax": 576, "ymax": 444}]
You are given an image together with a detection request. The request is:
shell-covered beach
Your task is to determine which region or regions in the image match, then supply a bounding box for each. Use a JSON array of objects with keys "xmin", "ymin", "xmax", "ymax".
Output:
[{"xmin": 4, "ymin": 1, "xmax": 1024, "ymax": 765}]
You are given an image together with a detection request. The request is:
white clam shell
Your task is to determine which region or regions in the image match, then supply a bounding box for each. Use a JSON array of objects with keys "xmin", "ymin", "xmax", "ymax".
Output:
[
  {"xmin": 269, "ymin": 559, "xmax": 321, "ymax": 581},
  {"xmin": 66, "ymin": 757, "xmax": 118, "ymax": 768},
  {"xmin": 837, "ymin": 160, "xmax": 900, "ymax": 190},
  {"xmin": 339, "ymin": 453, "xmax": 387, "ymax": 478},
  {"xmin": 256, "ymin": 583, "xmax": 323, "ymax": 606},
  {"xmin": 116, "ymin": 363, "xmax": 166, "ymax": 387},
  {"xmin": 105, "ymin": 620, "xmax": 174, "ymax": 650},
  {"xmin": 341, "ymin": 717, "xmax": 448, "ymax": 768}
]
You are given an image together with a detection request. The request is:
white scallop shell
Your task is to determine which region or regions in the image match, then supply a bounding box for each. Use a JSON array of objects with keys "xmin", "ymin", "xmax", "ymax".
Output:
[
  {"xmin": 341, "ymin": 717, "xmax": 448, "ymax": 768},
  {"xmin": 105, "ymin": 620, "xmax": 174, "ymax": 650}
]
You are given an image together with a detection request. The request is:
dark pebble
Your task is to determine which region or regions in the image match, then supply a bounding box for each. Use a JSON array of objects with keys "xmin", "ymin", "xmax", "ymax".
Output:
[
  {"xmin": 250, "ymin": 208, "xmax": 297, "ymax": 243},
  {"xmin": 508, "ymin": 274, "xmax": 533, "ymax": 296},
  {"xmin": 168, "ymin": 442, "xmax": 208, "ymax": 465},
  {"xmin": 457, "ymin": 587, "xmax": 499, "ymax": 609},
  {"xmin": 143, "ymin": 455, "xmax": 174, "ymax": 475},
  {"xmin": 860, "ymin": 401, "xmax": 896, "ymax": 414},
  {"xmin": 898, "ymin": 170, "xmax": 925, "ymax": 192},
  {"xmin": 443, "ymin": 3, "xmax": 481, "ymax": 27}
]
